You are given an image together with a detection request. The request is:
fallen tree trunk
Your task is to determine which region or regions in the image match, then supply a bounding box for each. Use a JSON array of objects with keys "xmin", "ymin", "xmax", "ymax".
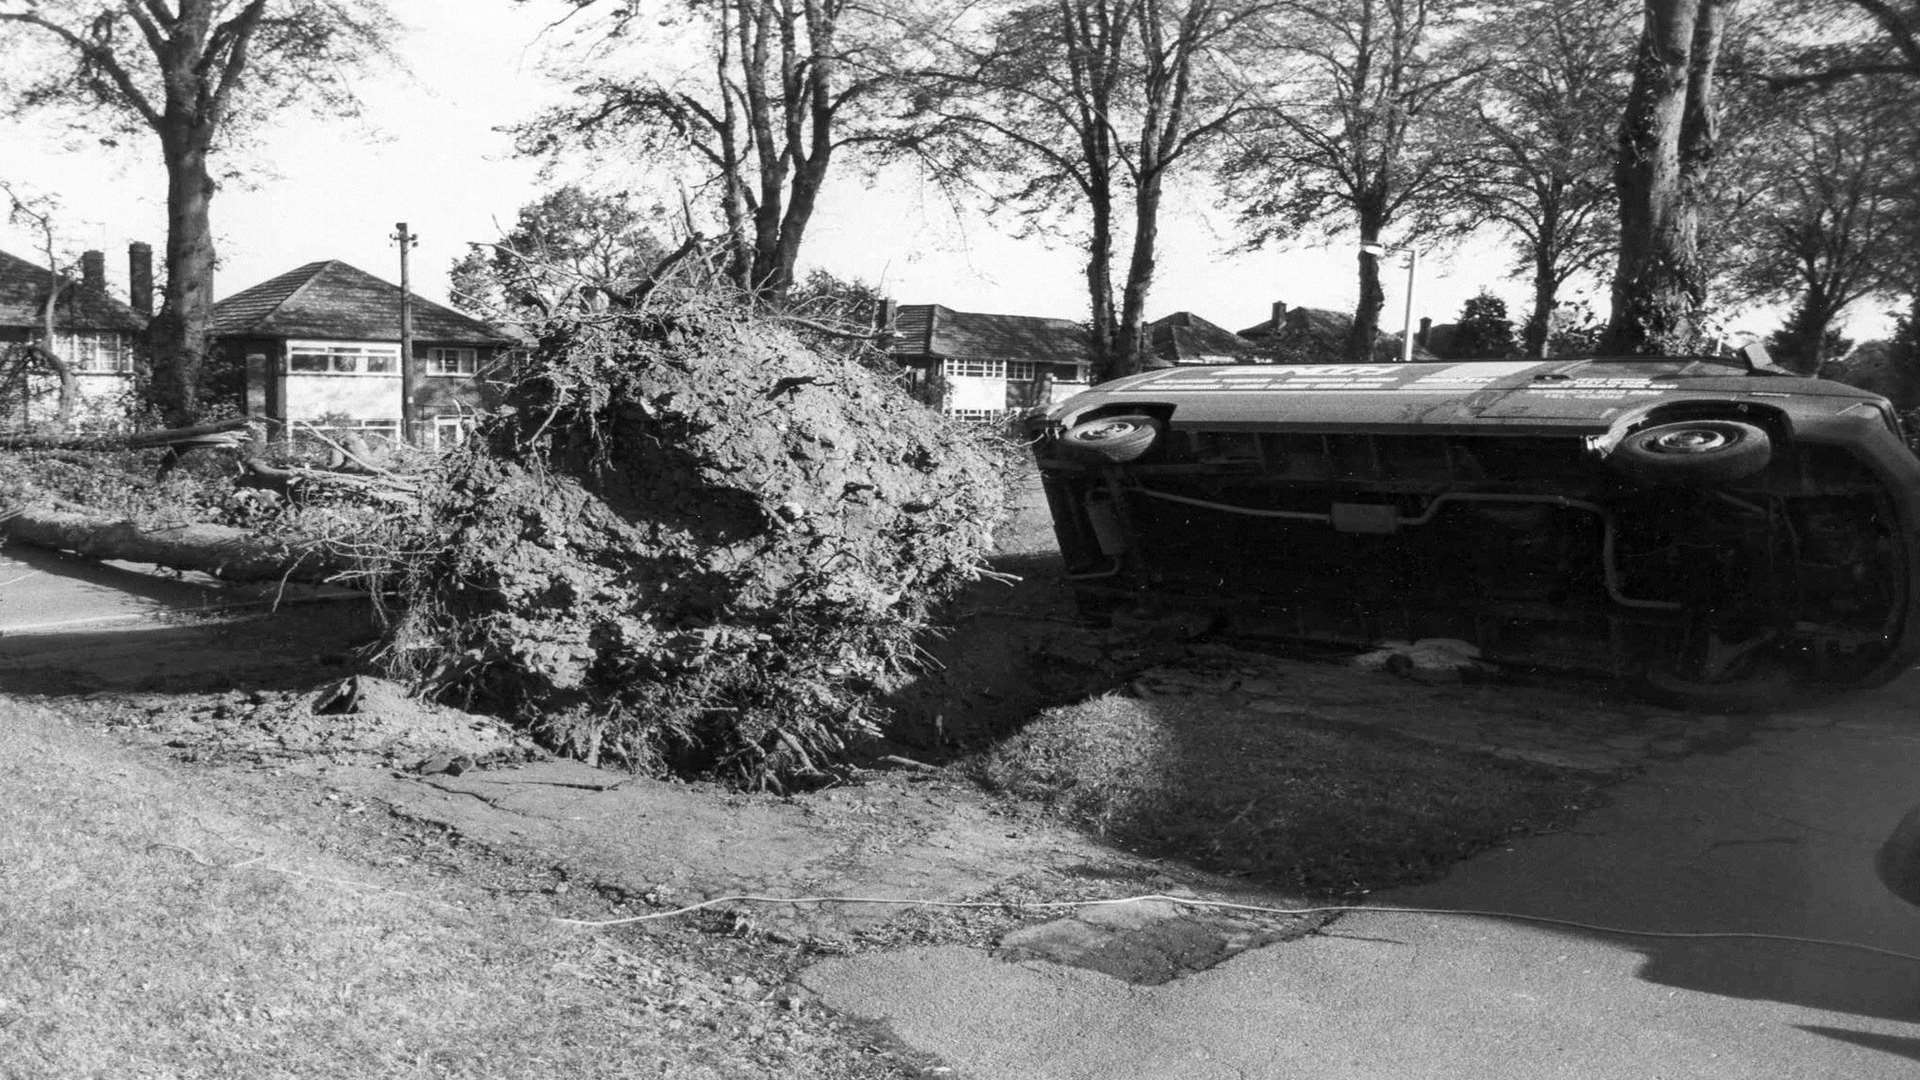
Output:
[
  {"xmin": 0, "ymin": 416, "xmax": 255, "ymax": 452},
  {"xmin": 0, "ymin": 504, "xmax": 348, "ymax": 584},
  {"xmin": 238, "ymin": 458, "xmax": 420, "ymax": 505}
]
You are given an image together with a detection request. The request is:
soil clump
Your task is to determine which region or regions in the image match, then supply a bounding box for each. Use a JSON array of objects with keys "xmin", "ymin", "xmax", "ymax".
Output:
[{"xmin": 380, "ymin": 292, "xmax": 1011, "ymax": 786}]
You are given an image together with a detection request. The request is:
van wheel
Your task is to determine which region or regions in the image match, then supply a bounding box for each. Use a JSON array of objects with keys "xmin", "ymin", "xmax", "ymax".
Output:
[
  {"xmin": 1058, "ymin": 414, "xmax": 1162, "ymax": 465},
  {"xmin": 1608, "ymin": 420, "xmax": 1771, "ymax": 485}
]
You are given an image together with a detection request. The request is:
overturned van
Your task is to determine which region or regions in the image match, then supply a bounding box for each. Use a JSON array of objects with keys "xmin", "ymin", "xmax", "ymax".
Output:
[{"xmin": 1029, "ymin": 354, "xmax": 1920, "ymax": 701}]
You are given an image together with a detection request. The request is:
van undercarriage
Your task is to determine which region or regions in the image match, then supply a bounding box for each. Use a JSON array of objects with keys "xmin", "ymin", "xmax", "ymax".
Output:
[{"xmin": 1043, "ymin": 429, "xmax": 1907, "ymax": 697}]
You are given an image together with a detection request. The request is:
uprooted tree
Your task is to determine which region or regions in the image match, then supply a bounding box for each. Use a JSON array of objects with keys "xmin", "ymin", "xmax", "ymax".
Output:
[{"xmin": 372, "ymin": 273, "xmax": 1011, "ymax": 787}]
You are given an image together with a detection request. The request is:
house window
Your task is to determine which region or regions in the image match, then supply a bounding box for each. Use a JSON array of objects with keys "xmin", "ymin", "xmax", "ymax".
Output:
[
  {"xmin": 944, "ymin": 358, "xmax": 1005, "ymax": 379},
  {"xmin": 1006, "ymin": 361, "xmax": 1037, "ymax": 382},
  {"xmin": 429, "ymin": 414, "xmax": 474, "ymax": 451},
  {"xmin": 288, "ymin": 341, "xmax": 400, "ymax": 375},
  {"xmin": 427, "ymin": 347, "xmax": 479, "ymax": 376},
  {"xmin": 304, "ymin": 418, "xmax": 401, "ymax": 446},
  {"xmin": 38, "ymin": 330, "xmax": 132, "ymax": 373}
]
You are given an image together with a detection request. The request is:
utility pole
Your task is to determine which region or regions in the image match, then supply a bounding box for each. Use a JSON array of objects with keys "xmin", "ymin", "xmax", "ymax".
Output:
[
  {"xmin": 391, "ymin": 222, "xmax": 419, "ymax": 446},
  {"xmin": 1399, "ymin": 248, "xmax": 1419, "ymax": 364},
  {"xmin": 1360, "ymin": 242, "xmax": 1420, "ymax": 362}
]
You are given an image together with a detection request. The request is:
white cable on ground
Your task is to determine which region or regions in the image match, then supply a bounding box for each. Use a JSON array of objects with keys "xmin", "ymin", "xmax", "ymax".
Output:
[{"xmin": 549, "ymin": 891, "xmax": 1920, "ymax": 965}]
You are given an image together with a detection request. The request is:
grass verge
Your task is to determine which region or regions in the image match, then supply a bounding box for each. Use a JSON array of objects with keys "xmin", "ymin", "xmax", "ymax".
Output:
[
  {"xmin": 0, "ymin": 703, "xmax": 903, "ymax": 1080},
  {"xmin": 979, "ymin": 692, "xmax": 1600, "ymax": 897}
]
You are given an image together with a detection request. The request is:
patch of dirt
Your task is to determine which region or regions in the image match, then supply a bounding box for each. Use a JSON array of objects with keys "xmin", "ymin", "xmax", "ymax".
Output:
[
  {"xmin": 94, "ymin": 674, "xmax": 539, "ymax": 770},
  {"xmin": 978, "ymin": 652, "xmax": 1673, "ymax": 896}
]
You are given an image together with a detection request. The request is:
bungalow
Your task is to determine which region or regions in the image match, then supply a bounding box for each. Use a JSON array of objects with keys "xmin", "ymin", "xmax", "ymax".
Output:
[
  {"xmin": 211, "ymin": 260, "xmax": 519, "ymax": 451},
  {"xmin": 1146, "ymin": 311, "xmax": 1264, "ymax": 366},
  {"xmin": 881, "ymin": 302, "xmax": 1091, "ymax": 423},
  {"xmin": 1239, "ymin": 300, "xmax": 1436, "ymax": 363},
  {"xmin": 0, "ymin": 244, "xmax": 150, "ymax": 430}
]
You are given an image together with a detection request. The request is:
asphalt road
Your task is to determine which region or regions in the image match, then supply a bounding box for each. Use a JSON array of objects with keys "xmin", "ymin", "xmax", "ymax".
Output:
[
  {"xmin": 804, "ymin": 678, "xmax": 1920, "ymax": 1079},
  {"xmin": 0, "ymin": 544, "xmax": 366, "ymax": 694}
]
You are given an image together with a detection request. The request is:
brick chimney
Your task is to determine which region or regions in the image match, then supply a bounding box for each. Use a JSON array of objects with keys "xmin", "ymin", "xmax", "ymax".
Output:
[
  {"xmin": 1418, "ymin": 316, "xmax": 1433, "ymax": 347},
  {"xmin": 873, "ymin": 298, "xmax": 898, "ymax": 353},
  {"xmin": 128, "ymin": 241, "xmax": 154, "ymax": 316},
  {"xmin": 80, "ymin": 249, "xmax": 106, "ymax": 295},
  {"xmin": 1270, "ymin": 300, "xmax": 1288, "ymax": 332}
]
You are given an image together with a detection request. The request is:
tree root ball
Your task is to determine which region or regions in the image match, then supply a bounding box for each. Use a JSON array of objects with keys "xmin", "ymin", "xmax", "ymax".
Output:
[{"xmin": 381, "ymin": 297, "xmax": 1013, "ymax": 787}]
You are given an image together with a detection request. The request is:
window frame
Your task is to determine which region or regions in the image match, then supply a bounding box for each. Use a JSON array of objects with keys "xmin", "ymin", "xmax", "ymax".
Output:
[
  {"xmin": 948, "ymin": 408, "xmax": 1008, "ymax": 424},
  {"xmin": 286, "ymin": 340, "xmax": 401, "ymax": 376},
  {"xmin": 943, "ymin": 358, "xmax": 1006, "ymax": 380},
  {"xmin": 427, "ymin": 347, "xmax": 480, "ymax": 376},
  {"xmin": 35, "ymin": 330, "xmax": 133, "ymax": 374},
  {"xmin": 428, "ymin": 413, "xmax": 475, "ymax": 451}
]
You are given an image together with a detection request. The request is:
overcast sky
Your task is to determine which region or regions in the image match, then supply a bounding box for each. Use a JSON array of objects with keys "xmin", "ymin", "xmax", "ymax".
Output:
[{"xmin": 0, "ymin": 1, "xmax": 1831, "ymax": 341}]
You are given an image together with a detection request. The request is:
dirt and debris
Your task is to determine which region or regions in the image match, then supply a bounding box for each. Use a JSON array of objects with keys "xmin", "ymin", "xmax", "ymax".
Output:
[
  {"xmin": 377, "ymin": 292, "xmax": 1012, "ymax": 787},
  {"xmin": 82, "ymin": 673, "xmax": 537, "ymax": 770}
]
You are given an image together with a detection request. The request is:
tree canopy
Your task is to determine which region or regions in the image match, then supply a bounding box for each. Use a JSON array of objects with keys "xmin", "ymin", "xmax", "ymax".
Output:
[
  {"xmin": 516, "ymin": 0, "xmax": 923, "ymax": 301},
  {"xmin": 1224, "ymin": 0, "xmax": 1486, "ymax": 361},
  {"xmin": 0, "ymin": 0, "xmax": 397, "ymax": 424},
  {"xmin": 449, "ymin": 186, "xmax": 670, "ymax": 324}
]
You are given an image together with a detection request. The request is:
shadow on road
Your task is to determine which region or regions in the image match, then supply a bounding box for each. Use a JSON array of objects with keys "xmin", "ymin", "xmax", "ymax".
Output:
[
  {"xmin": 0, "ymin": 604, "xmax": 378, "ymax": 696},
  {"xmin": 1384, "ymin": 680, "xmax": 1920, "ymax": 1026},
  {"xmin": 0, "ymin": 543, "xmax": 230, "ymax": 612},
  {"xmin": 1797, "ymin": 1024, "xmax": 1920, "ymax": 1063}
]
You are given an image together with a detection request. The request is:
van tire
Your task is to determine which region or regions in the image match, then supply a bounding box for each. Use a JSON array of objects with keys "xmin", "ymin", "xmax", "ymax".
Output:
[
  {"xmin": 1058, "ymin": 414, "xmax": 1162, "ymax": 465},
  {"xmin": 1608, "ymin": 420, "xmax": 1771, "ymax": 485}
]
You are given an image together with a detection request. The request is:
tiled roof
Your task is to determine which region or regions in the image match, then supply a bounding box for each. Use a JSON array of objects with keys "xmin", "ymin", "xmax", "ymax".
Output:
[
  {"xmin": 887, "ymin": 304, "xmax": 1090, "ymax": 366},
  {"xmin": 1240, "ymin": 304, "xmax": 1434, "ymax": 363},
  {"xmin": 1238, "ymin": 305, "xmax": 1352, "ymax": 342},
  {"xmin": 212, "ymin": 260, "xmax": 516, "ymax": 345},
  {"xmin": 0, "ymin": 248, "xmax": 147, "ymax": 333},
  {"xmin": 1147, "ymin": 311, "xmax": 1261, "ymax": 365}
]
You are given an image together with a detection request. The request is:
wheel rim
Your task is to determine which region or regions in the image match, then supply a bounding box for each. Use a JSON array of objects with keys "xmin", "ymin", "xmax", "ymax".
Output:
[
  {"xmin": 1076, "ymin": 420, "xmax": 1138, "ymax": 442},
  {"xmin": 1644, "ymin": 426, "xmax": 1735, "ymax": 454}
]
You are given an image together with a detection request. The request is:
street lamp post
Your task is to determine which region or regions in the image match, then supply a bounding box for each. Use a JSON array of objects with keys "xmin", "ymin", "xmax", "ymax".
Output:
[
  {"xmin": 1360, "ymin": 242, "xmax": 1419, "ymax": 363},
  {"xmin": 391, "ymin": 222, "xmax": 419, "ymax": 446}
]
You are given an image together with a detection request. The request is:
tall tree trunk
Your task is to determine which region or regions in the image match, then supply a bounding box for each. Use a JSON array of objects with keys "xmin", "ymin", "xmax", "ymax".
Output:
[
  {"xmin": 1086, "ymin": 188, "xmax": 1119, "ymax": 382},
  {"xmin": 1115, "ymin": 167, "xmax": 1165, "ymax": 377},
  {"xmin": 35, "ymin": 258, "xmax": 76, "ymax": 430},
  {"xmin": 715, "ymin": 2, "xmax": 756, "ymax": 290},
  {"xmin": 1602, "ymin": 0, "xmax": 1726, "ymax": 355},
  {"xmin": 152, "ymin": 139, "xmax": 218, "ymax": 427},
  {"xmin": 1791, "ymin": 285, "xmax": 1844, "ymax": 373},
  {"xmin": 1525, "ymin": 198, "xmax": 1564, "ymax": 359},
  {"xmin": 741, "ymin": 0, "xmax": 788, "ymax": 297},
  {"xmin": 1350, "ymin": 203, "xmax": 1389, "ymax": 362},
  {"xmin": 766, "ymin": 160, "xmax": 826, "ymax": 299},
  {"xmin": 1527, "ymin": 259, "xmax": 1557, "ymax": 359}
]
